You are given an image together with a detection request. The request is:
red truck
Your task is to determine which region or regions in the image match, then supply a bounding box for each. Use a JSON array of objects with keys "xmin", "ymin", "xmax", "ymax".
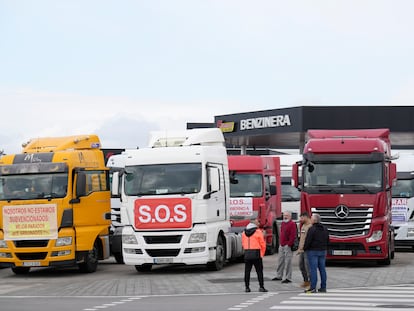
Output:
[
  {"xmin": 228, "ymin": 155, "xmax": 282, "ymax": 255},
  {"xmin": 292, "ymin": 129, "xmax": 396, "ymax": 265}
]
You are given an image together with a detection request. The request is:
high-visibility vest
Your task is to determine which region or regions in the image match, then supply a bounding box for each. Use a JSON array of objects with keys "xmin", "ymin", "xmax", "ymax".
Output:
[{"xmin": 242, "ymin": 229, "xmax": 266, "ymax": 258}]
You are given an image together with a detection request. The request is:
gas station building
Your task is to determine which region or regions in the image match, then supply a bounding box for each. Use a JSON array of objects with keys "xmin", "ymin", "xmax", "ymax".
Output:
[{"xmin": 189, "ymin": 106, "xmax": 414, "ymax": 153}]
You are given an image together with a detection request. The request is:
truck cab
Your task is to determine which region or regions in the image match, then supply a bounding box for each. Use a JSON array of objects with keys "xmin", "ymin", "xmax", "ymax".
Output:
[
  {"xmin": 112, "ymin": 128, "xmax": 242, "ymax": 272},
  {"xmin": 391, "ymin": 153, "xmax": 414, "ymax": 249},
  {"xmin": 228, "ymin": 155, "xmax": 281, "ymax": 254},
  {"xmin": 0, "ymin": 135, "xmax": 111, "ymax": 274},
  {"xmin": 279, "ymin": 154, "xmax": 302, "ymax": 222},
  {"xmin": 292, "ymin": 129, "xmax": 397, "ymax": 265}
]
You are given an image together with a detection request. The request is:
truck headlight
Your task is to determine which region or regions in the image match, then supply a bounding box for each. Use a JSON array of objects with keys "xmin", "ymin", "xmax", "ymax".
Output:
[
  {"xmin": 366, "ymin": 230, "xmax": 383, "ymax": 243},
  {"xmin": 406, "ymin": 227, "xmax": 414, "ymax": 238},
  {"xmin": 188, "ymin": 233, "xmax": 206, "ymax": 243},
  {"xmin": 0, "ymin": 240, "xmax": 7, "ymax": 248},
  {"xmin": 122, "ymin": 234, "xmax": 138, "ymax": 244},
  {"xmin": 55, "ymin": 237, "xmax": 72, "ymax": 246},
  {"xmin": 0, "ymin": 252, "xmax": 12, "ymax": 258}
]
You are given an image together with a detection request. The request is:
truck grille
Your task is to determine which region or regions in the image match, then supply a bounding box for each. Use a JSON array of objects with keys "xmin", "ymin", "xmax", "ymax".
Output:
[
  {"xmin": 14, "ymin": 240, "xmax": 49, "ymax": 248},
  {"xmin": 144, "ymin": 235, "xmax": 182, "ymax": 244},
  {"xmin": 312, "ymin": 207, "xmax": 372, "ymax": 237},
  {"xmin": 145, "ymin": 249, "xmax": 180, "ymax": 257},
  {"xmin": 16, "ymin": 252, "xmax": 48, "ymax": 260}
]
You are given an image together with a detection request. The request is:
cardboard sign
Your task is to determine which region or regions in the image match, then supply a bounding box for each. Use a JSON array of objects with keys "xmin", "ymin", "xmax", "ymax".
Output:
[{"xmin": 3, "ymin": 204, "xmax": 58, "ymax": 240}]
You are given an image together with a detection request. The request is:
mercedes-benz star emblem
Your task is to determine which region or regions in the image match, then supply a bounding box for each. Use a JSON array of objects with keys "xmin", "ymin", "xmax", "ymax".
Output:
[{"xmin": 335, "ymin": 205, "xmax": 349, "ymax": 219}]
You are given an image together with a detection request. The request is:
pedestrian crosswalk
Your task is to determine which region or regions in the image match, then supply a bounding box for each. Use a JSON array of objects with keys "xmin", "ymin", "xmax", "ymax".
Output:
[{"xmin": 270, "ymin": 285, "xmax": 414, "ymax": 310}]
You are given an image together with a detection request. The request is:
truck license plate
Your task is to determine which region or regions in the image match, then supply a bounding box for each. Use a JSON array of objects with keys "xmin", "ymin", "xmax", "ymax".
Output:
[
  {"xmin": 22, "ymin": 261, "xmax": 41, "ymax": 267},
  {"xmin": 153, "ymin": 258, "xmax": 173, "ymax": 264},
  {"xmin": 332, "ymin": 250, "xmax": 353, "ymax": 256}
]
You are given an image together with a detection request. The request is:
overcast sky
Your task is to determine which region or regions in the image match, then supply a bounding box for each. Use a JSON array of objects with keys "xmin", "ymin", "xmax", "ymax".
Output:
[{"xmin": 1, "ymin": 1, "xmax": 414, "ymax": 154}]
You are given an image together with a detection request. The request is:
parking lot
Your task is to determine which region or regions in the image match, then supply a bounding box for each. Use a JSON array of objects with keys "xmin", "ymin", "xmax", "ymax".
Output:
[{"xmin": 0, "ymin": 249, "xmax": 413, "ymax": 297}]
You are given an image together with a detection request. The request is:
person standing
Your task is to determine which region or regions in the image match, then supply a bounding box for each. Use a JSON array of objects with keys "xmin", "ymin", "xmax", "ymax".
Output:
[
  {"xmin": 272, "ymin": 211, "xmax": 297, "ymax": 283},
  {"xmin": 242, "ymin": 221, "xmax": 268, "ymax": 293},
  {"xmin": 297, "ymin": 211, "xmax": 312, "ymax": 288},
  {"xmin": 304, "ymin": 213, "xmax": 329, "ymax": 293}
]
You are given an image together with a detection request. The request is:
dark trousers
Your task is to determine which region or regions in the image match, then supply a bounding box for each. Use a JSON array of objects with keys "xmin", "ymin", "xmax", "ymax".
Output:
[
  {"xmin": 299, "ymin": 251, "xmax": 310, "ymax": 282},
  {"xmin": 244, "ymin": 257, "xmax": 264, "ymax": 288}
]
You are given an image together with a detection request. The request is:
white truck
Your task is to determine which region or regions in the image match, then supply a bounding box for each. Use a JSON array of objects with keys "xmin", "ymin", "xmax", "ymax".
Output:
[
  {"xmin": 391, "ymin": 153, "xmax": 414, "ymax": 249},
  {"xmin": 278, "ymin": 154, "xmax": 302, "ymax": 222},
  {"xmin": 111, "ymin": 128, "xmax": 243, "ymax": 272}
]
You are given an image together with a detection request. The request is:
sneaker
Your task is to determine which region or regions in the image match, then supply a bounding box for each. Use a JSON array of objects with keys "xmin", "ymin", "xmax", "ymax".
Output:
[
  {"xmin": 304, "ymin": 288, "xmax": 317, "ymax": 294},
  {"xmin": 259, "ymin": 287, "xmax": 268, "ymax": 292},
  {"xmin": 281, "ymin": 279, "xmax": 292, "ymax": 283},
  {"xmin": 300, "ymin": 281, "xmax": 310, "ymax": 288},
  {"xmin": 245, "ymin": 287, "xmax": 251, "ymax": 293},
  {"xmin": 318, "ymin": 288, "xmax": 327, "ymax": 293},
  {"xmin": 272, "ymin": 277, "xmax": 282, "ymax": 281}
]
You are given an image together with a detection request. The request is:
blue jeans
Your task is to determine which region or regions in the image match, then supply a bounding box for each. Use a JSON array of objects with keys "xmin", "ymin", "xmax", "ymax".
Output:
[{"xmin": 307, "ymin": 250, "xmax": 327, "ymax": 290}]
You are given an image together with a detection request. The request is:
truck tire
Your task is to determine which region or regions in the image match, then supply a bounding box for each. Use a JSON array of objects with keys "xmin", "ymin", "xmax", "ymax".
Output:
[
  {"xmin": 207, "ymin": 235, "xmax": 225, "ymax": 271},
  {"xmin": 113, "ymin": 252, "xmax": 124, "ymax": 264},
  {"xmin": 378, "ymin": 241, "xmax": 391, "ymax": 266},
  {"xmin": 11, "ymin": 267, "xmax": 30, "ymax": 275},
  {"xmin": 79, "ymin": 241, "xmax": 99, "ymax": 273},
  {"xmin": 135, "ymin": 264, "xmax": 152, "ymax": 272}
]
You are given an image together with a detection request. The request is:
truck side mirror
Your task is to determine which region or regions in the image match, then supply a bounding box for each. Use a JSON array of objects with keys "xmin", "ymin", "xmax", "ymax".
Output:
[
  {"xmin": 76, "ymin": 172, "xmax": 86, "ymax": 197},
  {"xmin": 292, "ymin": 163, "xmax": 299, "ymax": 188},
  {"xmin": 111, "ymin": 171, "xmax": 120, "ymax": 197},
  {"xmin": 389, "ymin": 162, "xmax": 397, "ymax": 188},
  {"xmin": 229, "ymin": 171, "xmax": 238, "ymax": 184},
  {"xmin": 269, "ymin": 184, "xmax": 277, "ymax": 196}
]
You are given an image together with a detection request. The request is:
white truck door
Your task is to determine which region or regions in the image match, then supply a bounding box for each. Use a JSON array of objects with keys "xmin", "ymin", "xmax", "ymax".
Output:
[{"xmin": 206, "ymin": 164, "xmax": 226, "ymax": 222}]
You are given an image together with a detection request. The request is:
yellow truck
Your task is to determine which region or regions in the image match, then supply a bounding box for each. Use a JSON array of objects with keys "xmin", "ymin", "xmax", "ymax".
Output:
[{"xmin": 0, "ymin": 135, "xmax": 111, "ymax": 274}]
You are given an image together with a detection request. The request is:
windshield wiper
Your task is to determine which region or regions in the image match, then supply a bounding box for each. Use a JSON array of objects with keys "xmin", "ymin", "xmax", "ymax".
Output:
[
  {"xmin": 343, "ymin": 184, "xmax": 375, "ymax": 194},
  {"xmin": 312, "ymin": 185, "xmax": 338, "ymax": 193}
]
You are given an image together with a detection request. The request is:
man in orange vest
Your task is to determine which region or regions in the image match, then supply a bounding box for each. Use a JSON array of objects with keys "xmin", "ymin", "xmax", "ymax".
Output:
[{"xmin": 242, "ymin": 221, "xmax": 268, "ymax": 293}]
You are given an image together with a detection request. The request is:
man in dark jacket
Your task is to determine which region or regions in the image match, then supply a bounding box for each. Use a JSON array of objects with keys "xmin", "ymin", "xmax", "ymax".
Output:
[{"xmin": 304, "ymin": 213, "xmax": 329, "ymax": 293}]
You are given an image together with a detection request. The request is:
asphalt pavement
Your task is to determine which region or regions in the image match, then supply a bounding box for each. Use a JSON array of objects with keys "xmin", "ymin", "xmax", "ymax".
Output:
[{"xmin": 1, "ymin": 250, "xmax": 413, "ymax": 297}]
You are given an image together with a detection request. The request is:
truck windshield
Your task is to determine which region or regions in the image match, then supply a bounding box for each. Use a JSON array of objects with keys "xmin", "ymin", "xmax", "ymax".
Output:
[
  {"xmin": 230, "ymin": 173, "xmax": 263, "ymax": 197},
  {"xmin": 281, "ymin": 183, "xmax": 301, "ymax": 201},
  {"xmin": 392, "ymin": 179, "xmax": 414, "ymax": 198},
  {"xmin": 0, "ymin": 173, "xmax": 68, "ymax": 200},
  {"xmin": 303, "ymin": 162, "xmax": 383, "ymax": 192},
  {"xmin": 124, "ymin": 163, "xmax": 202, "ymax": 196}
]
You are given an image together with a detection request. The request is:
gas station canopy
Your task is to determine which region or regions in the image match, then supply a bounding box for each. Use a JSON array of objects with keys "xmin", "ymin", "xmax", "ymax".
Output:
[{"xmin": 200, "ymin": 106, "xmax": 414, "ymax": 151}]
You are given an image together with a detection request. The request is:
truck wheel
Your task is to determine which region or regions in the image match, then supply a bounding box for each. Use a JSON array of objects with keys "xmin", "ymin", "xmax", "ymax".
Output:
[
  {"xmin": 113, "ymin": 252, "xmax": 124, "ymax": 264},
  {"xmin": 79, "ymin": 242, "xmax": 99, "ymax": 273},
  {"xmin": 11, "ymin": 267, "xmax": 30, "ymax": 275},
  {"xmin": 207, "ymin": 235, "xmax": 225, "ymax": 271},
  {"xmin": 378, "ymin": 242, "xmax": 391, "ymax": 266},
  {"xmin": 135, "ymin": 264, "xmax": 152, "ymax": 272}
]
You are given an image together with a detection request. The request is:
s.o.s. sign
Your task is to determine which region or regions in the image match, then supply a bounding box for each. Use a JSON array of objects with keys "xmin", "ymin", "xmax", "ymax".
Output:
[{"xmin": 134, "ymin": 198, "xmax": 192, "ymax": 230}]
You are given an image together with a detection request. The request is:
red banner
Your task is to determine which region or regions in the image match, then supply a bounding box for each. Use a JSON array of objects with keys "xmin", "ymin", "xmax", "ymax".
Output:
[{"xmin": 134, "ymin": 198, "xmax": 192, "ymax": 230}]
